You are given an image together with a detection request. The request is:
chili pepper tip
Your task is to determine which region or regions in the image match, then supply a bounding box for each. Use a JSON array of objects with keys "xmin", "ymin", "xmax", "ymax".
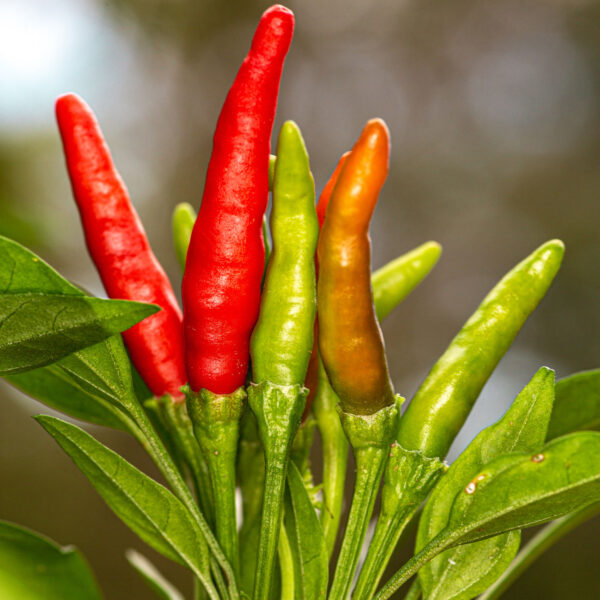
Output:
[
  {"xmin": 55, "ymin": 93, "xmax": 89, "ymax": 126},
  {"xmin": 260, "ymin": 5, "xmax": 295, "ymax": 39},
  {"xmin": 542, "ymin": 239, "xmax": 565, "ymax": 253}
]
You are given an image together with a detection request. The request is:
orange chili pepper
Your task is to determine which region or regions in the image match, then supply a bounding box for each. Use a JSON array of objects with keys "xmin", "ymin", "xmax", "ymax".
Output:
[
  {"xmin": 317, "ymin": 119, "xmax": 395, "ymax": 416},
  {"xmin": 302, "ymin": 152, "xmax": 350, "ymax": 420},
  {"xmin": 316, "ymin": 152, "xmax": 350, "ymax": 229}
]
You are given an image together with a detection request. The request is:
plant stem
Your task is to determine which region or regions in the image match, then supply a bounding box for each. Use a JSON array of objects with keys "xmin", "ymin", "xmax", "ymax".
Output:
[
  {"xmin": 353, "ymin": 504, "xmax": 415, "ymax": 599},
  {"xmin": 353, "ymin": 445, "xmax": 444, "ymax": 600},
  {"xmin": 328, "ymin": 445, "xmax": 388, "ymax": 600},
  {"xmin": 187, "ymin": 388, "xmax": 245, "ymax": 578},
  {"xmin": 328, "ymin": 400, "xmax": 401, "ymax": 600},
  {"xmin": 237, "ymin": 411, "xmax": 266, "ymax": 596},
  {"xmin": 128, "ymin": 400, "xmax": 238, "ymax": 599},
  {"xmin": 156, "ymin": 396, "xmax": 215, "ymax": 523},
  {"xmin": 374, "ymin": 536, "xmax": 447, "ymax": 600},
  {"xmin": 313, "ymin": 358, "xmax": 349, "ymax": 556},
  {"xmin": 479, "ymin": 502, "xmax": 600, "ymax": 600},
  {"xmin": 247, "ymin": 381, "xmax": 306, "ymax": 600}
]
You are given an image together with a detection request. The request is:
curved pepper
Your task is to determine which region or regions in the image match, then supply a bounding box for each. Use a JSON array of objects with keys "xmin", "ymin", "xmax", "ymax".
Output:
[
  {"xmin": 397, "ymin": 239, "xmax": 565, "ymax": 458},
  {"xmin": 303, "ymin": 151, "xmax": 349, "ymax": 417},
  {"xmin": 317, "ymin": 118, "xmax": 395, "ymax": 415},
  {"xmin": 182, "ymin": 5, "xmax": 294, "ymax": 394},
  {"xmin": 55, "ymin": 93, "xmax": 186, "ymax": 400},
  {"xmin": 251, "ymin": 121, "xmax": 318, "ymax": 386}
]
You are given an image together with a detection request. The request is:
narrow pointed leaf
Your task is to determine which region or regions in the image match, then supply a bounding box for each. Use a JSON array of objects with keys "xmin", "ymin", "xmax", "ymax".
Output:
[
  {"xmin": 0, "ymin": 235, "xmax": 158, "ymax": 375},
  {"xmin": 5, "ymin": 335, "xmax": 148, "ymax": 431},
  {"xmin": 0, "ymin": 235, "xmax": 83, "ymax": 296},
  {"xmin": 0, "ymin": 293, "xmax": 158, "ymax": 375},
  {"xmin": 417, "ymin": 367, "xmax": 555, "ymax": 600},
  {"xmin": 547, "ymin": 369, "xmax": 600, "ymax": 440},
  {"xmin": 5, "ymin": 360, "xmax": 126, "ymax": 429},
  {"xmin": 446, "ymin": 432, "xmax": 600, "ymax": 544},
  {"xmin": 0, "ymin": 520, "xmax": 102, "ymax": 600},
  {"xmin": 284, "ymin": 461, "xmax": 328, "ymax": 600},
  {"xmin": 479, "ymin": 501, "xmax": 600, "ymax": 600},
  {"xmin": 36, "ymin": 415, "xmax": 210, "ymax": 579}
]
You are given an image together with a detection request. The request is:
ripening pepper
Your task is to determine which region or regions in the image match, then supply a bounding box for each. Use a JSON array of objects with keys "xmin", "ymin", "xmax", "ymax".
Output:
[
  {"xmin": 55, "ymin": 93, "xmax": 186, "ymax": 400},
  {"xmin": 317, "ymin": 118, "xmax": 395, "ymax": 416},
  {"xmin": 302, "ymin": 151, "xmax": 349, "ymax": 417},
  {"xmin": 182, "ymin": 5, "xmax": 294, "ymax": 395},
  {"xmin": 316, "ymin": 151, "xmax": 350, "ymax": 229}
]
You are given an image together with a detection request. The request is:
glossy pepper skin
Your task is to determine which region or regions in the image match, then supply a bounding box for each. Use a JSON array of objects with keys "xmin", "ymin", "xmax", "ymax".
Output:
[
  {"xmin": 316, "ymin": 152, "xmax": 350, "ymax": 229},
  {"xmin": 303, "ymin": 151, "xmax": 349, "ymax": 416},
  {"xmin": 317, "ymin": 119, "xmax": 395, "ymax": 415},
  {"xmin": 251, "ymin": 121, "xmax": 318, "ymax": 386},
  {"xmin": 182, "ymin": 5, "xmax": 294, "ymax": 395},
  {"xmin": 397, "ymin": 239, "xmax": 565, "ymax": 459},
  {"xmin": 372, "ymin": 241, "xmax": 441, "ymax": 321},
  {"xmin": 55, "ymin": 93, "xmax": 186, "ymax": 400}
]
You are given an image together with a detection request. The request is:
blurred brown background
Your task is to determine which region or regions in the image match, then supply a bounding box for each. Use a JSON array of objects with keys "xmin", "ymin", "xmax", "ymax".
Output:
[{"xmin": 1, "ymin": 0, "xmax": 599, "ymax": 597}]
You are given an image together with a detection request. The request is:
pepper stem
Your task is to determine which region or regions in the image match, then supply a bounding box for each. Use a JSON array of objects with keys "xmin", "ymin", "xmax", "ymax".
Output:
[
  {"xmin": 352, "ymin": 444, "xmax": 444, "ymax": 600},
  {"xmin": 152, "ymin": 395, "xmax": 215, "ymax": 523},
  {"xmin": 327, "ymin": 398, "xmax": 401, "ymax": 600},
  {"xmin": 313, "ymin": 357, "xmax": 349, "ymax": 556},
  {"xmin": 186, "ymin": 386, "xmax": 245, "ymax": 579},
  {"xmin": 247, "ymin": 381, "xmax": 307, "ymax": 600},
  {"xmin": 237, "ymin": 411, "xmax": 266, "ymax": 596}
]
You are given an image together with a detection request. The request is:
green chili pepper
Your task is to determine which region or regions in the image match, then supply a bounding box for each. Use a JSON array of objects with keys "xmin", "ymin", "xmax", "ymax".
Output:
[
  {"xmin": 373, "ymin": 241, "xmax": 441, "ymax": 321},
  {"xmin": 251, "ymin": 120, "xmax": 318, "ymax": 386},
  {"xmin": 397, "ymin": 239, "xmax": 565, "ymax": 459},
  {"xmin": 172, "ymin": 202, "xmax": 197, "ymax": 271},
  {"xmin": 248, "ymin": 120, "xmax": 318, "ymax": 600}
]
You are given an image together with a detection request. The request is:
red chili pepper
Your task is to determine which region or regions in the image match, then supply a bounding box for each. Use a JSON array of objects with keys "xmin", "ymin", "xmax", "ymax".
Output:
[
  {"xmin": 182, "ymin": 5, "xmax": 294, "ymax": 394},
  {"xmin": 56, "ymin": 93, "xmax": 186, "ymax": 400}
]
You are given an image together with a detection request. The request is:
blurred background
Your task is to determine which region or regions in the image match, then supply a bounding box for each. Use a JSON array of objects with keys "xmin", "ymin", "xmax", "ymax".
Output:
[{"xmin": 1, "ymin": 0, "xmax": 599, "ymax": 597}]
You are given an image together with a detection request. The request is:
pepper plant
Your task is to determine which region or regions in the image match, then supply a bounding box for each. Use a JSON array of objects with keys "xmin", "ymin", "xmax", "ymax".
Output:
[{"xmin": 1, "ymin": 5, "xmax": 599, "ymax": 600}]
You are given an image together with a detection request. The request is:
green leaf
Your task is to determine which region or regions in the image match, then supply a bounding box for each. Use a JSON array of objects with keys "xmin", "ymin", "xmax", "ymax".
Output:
[
  {"xmin": 547, "ymin": 369, "xmax": 600, "ymax": 440},
  {"xmin": 0, "ymin": 293, "xmax": 158, "ymax": 375},
  {"xmin": 5, "ymin": 335, "xmax": 148, "ymax": 431},
  {"xmin": 284, "ymin": 461, "xmax": 328, "ymax": 600},
  {"xmin": 126, "ymin": 549, "xmax": 185, "ymax": 600},
  {"xmin": 56, "ymin": 336, "xmax": 143, "ymax": 418},
  {"xmin": 36, "ymin": 415, "xmax": 210, "ymax": 580},
  {"xmin": 377, "ymin": 432, "xmax": 600, "ymax": 600},
  {"xmin": 445, "ymin": 432, "xmax": 600, "ymax": 544},
  {"xmin": 5, "ymin": 358, "xmax": 126, "ymax": 430},
  {"xmin": 479, "ymin": 501, "xmax": 600, "ymax": 600},
  {"xmin": 0, "ymin": 235, "xmax": 158, "ymax": 375},
  {"xmin": 417, "ymin": 367, "xmax": 555, "ymax": 600},
  {"xmin": 0, "ymin": 235, "xmax": 83, "ymax": 296},
  {"xmin": 0, "ymin": 519, "xmax": 102, "ymax": 600},
  {"xmin": 132, "ymin": 365, "xmax": 154, "ymax": 403}
]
